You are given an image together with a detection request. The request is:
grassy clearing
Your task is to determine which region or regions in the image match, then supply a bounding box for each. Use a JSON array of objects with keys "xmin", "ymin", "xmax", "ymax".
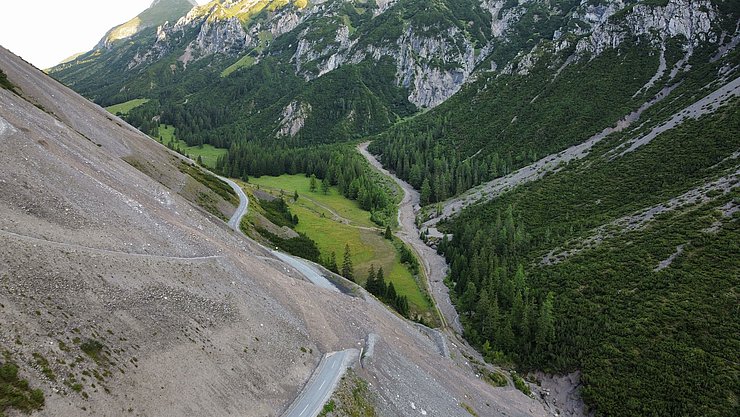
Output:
[
  {"xmin": 155, "ymin": 124, "xmax": 227, "ymax": 169},
  {"xmin": 288, "ymin": 202, "xmax": 420, "ymax": 296},
  {"xmin": 221, "ymin": 55, "xmax": 257, "ymax": 77},
  {"xmin": 245, "ymin": 176, "xmax": 432, "ymax": 315},
  {"xmin": 249, "ymin": 174, "xmax": 376, "ymax": 228},
  {"xmin": 105, "ymin": 98, "xmax": 149, "ymax": 115}
]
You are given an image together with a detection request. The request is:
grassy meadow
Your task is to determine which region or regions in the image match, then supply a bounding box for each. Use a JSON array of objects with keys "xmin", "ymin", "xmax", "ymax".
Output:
[
  {"xmin": 105, "ymin": 98, "xmax": 149, "ymax": 115},
  {"xmin": 246, "ymin": 174, "xmax": 433, "ymax": 317},
  {"xmin": 155, "ymin": 124, "xmax": 227, "ymax": 169}
]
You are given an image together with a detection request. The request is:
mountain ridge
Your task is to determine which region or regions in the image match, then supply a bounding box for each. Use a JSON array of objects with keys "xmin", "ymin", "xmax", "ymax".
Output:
[{"xmin": 98, "ymin": 0, "xmax": 198, "ymax": 48}]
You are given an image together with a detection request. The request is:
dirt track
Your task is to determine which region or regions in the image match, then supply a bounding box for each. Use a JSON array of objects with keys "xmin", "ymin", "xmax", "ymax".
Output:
[{"xmin": 358, "ymin": 142, "xmax": 463, "ymax": 335}]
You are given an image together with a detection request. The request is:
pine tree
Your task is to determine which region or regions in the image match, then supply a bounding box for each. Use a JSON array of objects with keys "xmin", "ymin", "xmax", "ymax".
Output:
[
  {"xmin": 384, "ymin": 226, "xmax": 393, "ymax": 240},
  {"xmin": 341, "ymin": 244, "xmax": 354, "ymax": 281},
  {"xmin": 328, "ymin": 251, "xmax": 338, "ymax": 273},
  {"xmin": 366, "ymin": 264, "xmax": 377, "ymax": 294},
  {"xmin": 309, "ymin": 174, "xmax": 318, "ymax": 192},
  {"xmin": 398, "ymin": 295, "xmax": 409, "ymax": 317},
  {"xmin": 386, "ymin": 282, "xmax": 397, "ymax": 304},
  {"xmin": 294, "ymin": 190, "xmax": 299, "ymax": 201},
  {"xmin": 497, "ymin": 316, "xmax": 515, "ymax": 352},
  {"xmin": 462, "ymin": 282, "xmax": 478, "ymax": 314},
  {"xmin": 321, "ymin": 177, "xmax": 330, "ymax": 194},
  {"xmin": 420, "ymin": 178, "xmax": 432, "ymax": 205},
  {"xmin": 376, "ymin": 267, "xmax": 387, "ymax": 297},
  {"xmin": 476, "ymin": 289, "xmax": 491, "ymax": 328},
  {"xmin": 536, "ymin": 292, "xmax": 556, "ymax": 350}
]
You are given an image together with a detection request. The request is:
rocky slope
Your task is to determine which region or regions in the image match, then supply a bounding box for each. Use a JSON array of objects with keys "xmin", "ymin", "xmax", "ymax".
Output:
[
  {"xmin": 49, "ymin": 1, "xmax": 737, "ymax": 150},
  {"xmin": 0, "ymin": 46, "xmax": 559, "ymax": 417},
  {"xmin": 99, "ymin": 0, "xmax": 198, "ymax": 48},
  {"xmin": 49, "ymin": 0, "xmax": 501, "ymax": 144}
]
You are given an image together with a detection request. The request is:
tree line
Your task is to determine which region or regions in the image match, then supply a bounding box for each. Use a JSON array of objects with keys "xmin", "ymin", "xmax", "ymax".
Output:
[
  {"xmin": 368, "ymin": 129, "xmax": 516, "ymax": 205},
  {"xmin": 437, "ymin": 205, "xmax": 556, "ymax": 365},
  {"xmin": 365, "ymin": 264, "xmax": 410, "ymax": 317},
  {"xmin": 216, "ymin": 143, "xmax": 396, "ymax": 226}
]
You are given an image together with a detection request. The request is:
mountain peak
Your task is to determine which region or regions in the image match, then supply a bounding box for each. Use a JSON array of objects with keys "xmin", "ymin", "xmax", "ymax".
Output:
[{"xmin": 100, "ymin": 0, "xmax": 198, "ymax": 47}]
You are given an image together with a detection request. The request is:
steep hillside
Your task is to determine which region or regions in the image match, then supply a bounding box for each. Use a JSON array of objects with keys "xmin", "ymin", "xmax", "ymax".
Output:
[
  {"xmin": 50, "ymin": 0, "xmax": 503, "ymax": 148},
  {"xmin": 371, "ymin": 0, "xmax": 739, "ymax": 201},
  {"xmin": 38, "ymin": 0, "xmax": 740, "ymax": 415},
  {"xmin": 359, "ymin": 2, "xmax": 739, "ymax": 416},
  {"xmin": 100, "ymin": 0, "xmax": 198, "ymax": 48},
  {"xmin": 0, "ymin": 46, "xmax": 556, "ymax": 417}
]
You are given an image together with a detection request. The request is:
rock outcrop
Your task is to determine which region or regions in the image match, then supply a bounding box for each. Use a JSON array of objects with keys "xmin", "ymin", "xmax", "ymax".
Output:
[
  {"xmin": 502, "ymin": 0, "xmax": 721, "ymax": 76},
  {"xmin": 278, "ymin": 100, "xmax": 312, "ymax": 137},
  {"xmin": 98, "ymin": 0, "xmax": 197, "ymax": 48}
]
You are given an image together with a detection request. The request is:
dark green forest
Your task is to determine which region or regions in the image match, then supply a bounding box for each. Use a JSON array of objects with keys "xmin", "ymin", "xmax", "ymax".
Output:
[
  {"xmin": 437, "ymin": 101, "xmax": 739, "ymax": 416},
  {"xmin": 369, "ymin": 39, "xmax": 663, "ymax": 203}
]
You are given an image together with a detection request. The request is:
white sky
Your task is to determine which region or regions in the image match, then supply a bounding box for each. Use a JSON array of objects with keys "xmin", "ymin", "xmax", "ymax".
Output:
[{"xmin": 0, "ymin": 1, "xmax": 210, "ymax": 70}]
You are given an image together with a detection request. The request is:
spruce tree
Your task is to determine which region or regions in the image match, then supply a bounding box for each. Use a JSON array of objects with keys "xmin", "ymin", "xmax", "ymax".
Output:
[
  {"xmin": 420, "ymin": 178, "xmax": 432, "ymax": 205},
  {"xmin": 384, "ymin": 226, "xmax": 392, "ymax": 240},
  {"xmin": 321, "ymin": 177, "xmax": 330, "ymax": 194},
  {"xmin": 536, "ymin": 292, "xmax": 556, "ymax": 350},
  {"xmin": 309, "ymin": 174, "xmax": 318, "ymax": 192},
  {"xmin": 341, "ymin": 244, "xmax": 354, "ymax": 281},
  {"xmin": 328, "ymin": 251, "xmax": 338, "ymax": 273},
  {"xmin": 387, "ymin": 282, "xmax": 397, "ymax": 304},
  {"xmin": 376, "ymin": 267, "xmax": 387, "ymax": 297},
  {"xmin": 366, "ymin": 264, "xmax": 377, "ymax": 294}
]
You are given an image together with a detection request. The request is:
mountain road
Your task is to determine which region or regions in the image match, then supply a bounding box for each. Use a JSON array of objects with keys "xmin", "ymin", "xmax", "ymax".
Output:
[
  {"xmin": 282, "ymin": 349, "xmax": 359, "ymax": 417},
  {"xmin": 219, "ymin": 176, "xmax": 249, "ymax": 231}
]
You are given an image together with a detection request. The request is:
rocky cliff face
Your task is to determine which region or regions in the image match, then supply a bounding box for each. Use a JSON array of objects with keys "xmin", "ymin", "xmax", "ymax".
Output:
[
  {"xmin": 395, "ymin": 26, "xmax": 479, "ymax": 108},
  {"xmin": 51, "ymin": 0, "xmax": 734, "ymax": 143},
  {"xmin": 112, "ymin": 0, "xmax": 498, "ymax": 109},
  {"xmin": 577, "ymin": 0, "xmax": 717, "ymax": 54},
  {"xmin": 502, "ymin": 0, "xmax": 722, "ymax": 76},
  {"xmin": 278, "ymin": 100, "xmax": 312, "ymax": 137},
  {"xmin": 98, "ymin": 0, "xmax": 197, "ymax": 48}
]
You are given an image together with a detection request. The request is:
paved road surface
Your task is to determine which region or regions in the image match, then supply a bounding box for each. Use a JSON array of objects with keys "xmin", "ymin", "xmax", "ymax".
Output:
[
  {"xmin": 271, "ymin": 250, "xmax": 340, "ymax": 293},
  {"xmin": 358, "ymin": 142, "xmax": 463, "ymax": 335},
  {"xmin": 283, "ymin": 349, "xmax": 358, "ymax": 417},
  {"xmin": 219, "ymin": 176, "xmax": 249, "ymax": 231},
  {"xmin": 210, "ymin": 168, "xmax": 354, "ymax": 417}
]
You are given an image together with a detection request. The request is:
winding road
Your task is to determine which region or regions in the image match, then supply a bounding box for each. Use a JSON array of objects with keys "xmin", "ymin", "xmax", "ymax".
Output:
[
  {"xmin": 214, "ymin": 169, "xmax": 357, "ymax": 417},
  {"xmin": 270, "ymin": 250, "xmax": 340, "ymax": 293},
  {"xmin": 219, "ymin": 176, "xmax": 249, "ymax": 231},
  {"xmin": 282, "ymin": 350, "xmax": 359, "ymax": 417},
  {"xmin": 358, "ymin": 142, "xmax": 463, "ymax": 335},
  {"xmin": 219, "ymin": 174, "xmax": 341, "ymax": 294}
]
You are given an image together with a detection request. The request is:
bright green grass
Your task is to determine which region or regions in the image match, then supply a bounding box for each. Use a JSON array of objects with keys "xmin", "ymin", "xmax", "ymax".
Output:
[
  {"xmin": 246, "ymin": 182, "xmax": 431, "ymax": 313},
  {"xmin": 155, "ymin": 124, "xmax": 227, "ymax": 169},
  {"xmin": 105, "ymin": 98, "xmax": 149, "ymax": 115},
  {"xmin": 249, "ymin": 174, "xmax": 376, "ymax": 228},
  {"xmin": 221, "ymin": 55, "xmax": 257, "ymax": 77},
  {"xmin": 291, "ymin": 204, "xmax": 429, "ymax": 312}
]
